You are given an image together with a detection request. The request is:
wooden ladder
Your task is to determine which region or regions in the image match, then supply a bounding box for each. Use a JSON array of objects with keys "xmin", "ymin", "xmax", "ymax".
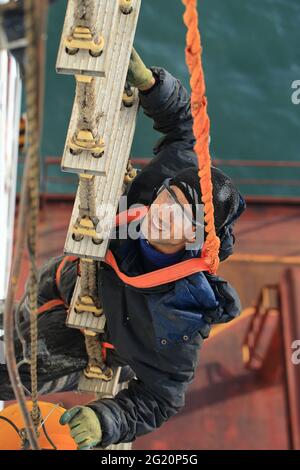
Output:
[{"xmin": 56, "ymin": 0, "xmax": 141, "ymax": 449}]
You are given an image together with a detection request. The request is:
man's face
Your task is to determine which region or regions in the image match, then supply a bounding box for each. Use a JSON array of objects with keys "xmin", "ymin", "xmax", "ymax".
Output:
[{"xmin": 140, "ymin": 185, "xmax": 197, "ymax": 251}]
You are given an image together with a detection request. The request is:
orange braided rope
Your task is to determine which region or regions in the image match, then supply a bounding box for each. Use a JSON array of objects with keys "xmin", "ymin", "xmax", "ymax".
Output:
[{"xmin": 182, "ymin": 0, "xmax": 220, "ymax": 274}]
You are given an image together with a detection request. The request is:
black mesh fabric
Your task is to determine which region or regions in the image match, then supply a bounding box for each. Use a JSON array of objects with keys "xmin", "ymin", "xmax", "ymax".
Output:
[{"xmin": 169, "ymin": 166, "xmax": 242, "ymax": 234}]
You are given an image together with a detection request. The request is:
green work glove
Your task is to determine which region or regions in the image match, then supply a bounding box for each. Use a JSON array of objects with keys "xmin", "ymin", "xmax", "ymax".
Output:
[
  {"xmin": 60, "ymin": 406, "xmax": 102, "ymax": 450},
  {"xmin": 126, "ymin": 48, "xmax": 154, "ymax": 90}
]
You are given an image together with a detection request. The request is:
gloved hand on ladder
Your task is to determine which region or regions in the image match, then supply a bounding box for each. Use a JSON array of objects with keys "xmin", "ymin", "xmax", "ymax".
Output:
[
  {"xmin": 126, "ymin": 47, "xmax": 156, "ymax": 90},
  {"xmin": 60, "ymin": 406, "xmax": 102, "ymax": 450}
]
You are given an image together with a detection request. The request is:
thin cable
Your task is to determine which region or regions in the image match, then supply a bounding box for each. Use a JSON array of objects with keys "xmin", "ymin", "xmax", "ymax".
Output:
[
  {"xmin": 3, "ymin": 0, "xmax": 41, "ymax": 450},
  {"xmin": 24, "ymin": 0, "xmax": 42, "ymax": 432},
  {"xmin": 0, "ymin": 415, "xmax": 21, "ymax": 437},
  {"xmin": 41, "ymin": 422, "xmax": 57, "ymax": 450},
  {"xmin": 14, "ymin": 293, "xmax": 30, "ymax": 365}
]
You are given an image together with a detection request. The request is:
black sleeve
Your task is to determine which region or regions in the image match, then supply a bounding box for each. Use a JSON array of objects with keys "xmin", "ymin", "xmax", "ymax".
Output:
[
  {"xmin": 139, "ymin": 66, "xmax": 195, "ymax": 151},
  {"xmin": 126, "ymin": 66, "xmax": 198, "ymax": 206},
  {"xmin": 35, "ymin": 255, "xmax": 78, "ymax": 308},
  {"xmin": 87, "ymin": 335, "xmax": 203, "ymax": 447}
]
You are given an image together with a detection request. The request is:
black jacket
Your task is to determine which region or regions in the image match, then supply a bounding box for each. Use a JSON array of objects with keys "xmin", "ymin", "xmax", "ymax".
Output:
[
  {"xmin": 0, "ymin": 67, "xmax": 245, "ymax": 448},
  {"xmin": 87, "ymin": 67, "xmax": 245, "ymax": 447}
]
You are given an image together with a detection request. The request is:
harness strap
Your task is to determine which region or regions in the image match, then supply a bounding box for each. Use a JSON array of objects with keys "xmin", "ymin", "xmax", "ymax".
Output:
[
  {"xmin": 37, "ymin": 299, "xmax": 65, "ymax": 315},
  {"xmin": 104, "ymin": 249, "xmax": 209, "ymax": 288},
  {"xmin": 37, "ymin": 257, "xmax": 79, "ymax": 316},
  {"xmin": 55, "ymin": 255, "xmax": 79, "ymax": 299}
]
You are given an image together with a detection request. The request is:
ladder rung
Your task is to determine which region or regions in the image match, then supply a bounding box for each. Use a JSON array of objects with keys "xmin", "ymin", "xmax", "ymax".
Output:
[
  {"xmin": 77, "ymin": 365, "xmax": 132, "ymax": 402},
  {"xmin": 67, "ymin": 277, "xmax": 106, "ymax": 332},
  {"xmin": 97, "ymin": 441, "xmax": 133, "ymax": 450},
  {"xmin": 60, "ymin": 1, "xmax": 141, "ymax": 174},
  {"xmin": 64, "ymin": 89, "xmax": 138, "ymax": 259},
  {"xmin": 56, "ymin": 0, "xmax": 116, "ymax": 77},
  {"xmin": 78, "ymin": 366, "xmax": 121, "ymax": 396},
  {"xmin": 116, "ymin": 382, "xmax": 129, "ymax": 394}
]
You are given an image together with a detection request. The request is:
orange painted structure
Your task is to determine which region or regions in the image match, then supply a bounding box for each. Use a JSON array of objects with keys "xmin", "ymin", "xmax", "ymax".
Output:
[{"xmin": 0, "ymin": 401, "xmax": 76, "ymax": 450}]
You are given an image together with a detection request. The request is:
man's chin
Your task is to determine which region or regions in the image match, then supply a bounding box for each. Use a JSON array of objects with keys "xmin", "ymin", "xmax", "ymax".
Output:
[
  {"xmin": 148, "ymin": 238, "xmax": 170, "ymax": 246},
  {"xmin": 148, "ymin": 237, "xmax": 184, "ymax": 247}
]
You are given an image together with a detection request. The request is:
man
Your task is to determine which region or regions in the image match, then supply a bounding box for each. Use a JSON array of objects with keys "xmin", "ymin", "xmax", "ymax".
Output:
[{"xmin": 0, "ymin": 50, "xmax": 246, "ymax": 449}]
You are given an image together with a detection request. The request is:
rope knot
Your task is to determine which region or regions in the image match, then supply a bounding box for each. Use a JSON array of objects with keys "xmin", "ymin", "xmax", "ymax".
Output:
[{"xmin": 202, "ymin": 236, "xmax": 220, "ymax": 274}]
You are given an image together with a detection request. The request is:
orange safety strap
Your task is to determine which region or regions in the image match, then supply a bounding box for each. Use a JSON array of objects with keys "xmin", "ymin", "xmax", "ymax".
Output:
[
  {"xmin": 55, "ymin": 255, "xmax": 79, "ymax": 298},
  {"xmin": 101, "ymin": 342, "xmax": 115, "ymax": 362},
  {"xmin": 37, "ymin": 299, "xmax": 65, "ymax": 315},
  {"xmin": 104, "ymin": 248, "xmax": 209, "ymax": 289},
  {"xmin": 37, "ymin": 257, "xmax": 78, "ymax": 316}
]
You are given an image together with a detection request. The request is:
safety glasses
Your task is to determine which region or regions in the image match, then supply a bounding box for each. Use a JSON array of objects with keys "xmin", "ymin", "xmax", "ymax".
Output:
[{"xmin": 154, "ymin": 178, "xmax": 204, "ymax": 228}]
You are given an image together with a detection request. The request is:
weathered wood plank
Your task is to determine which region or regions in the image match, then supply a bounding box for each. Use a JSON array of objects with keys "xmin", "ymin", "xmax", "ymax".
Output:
[
  {"xmin": 78, "ymin": 366, "xmax": 121, "ymax": 396},
  {"xmin": 99, "ymin": 441, "xmax": 133, "ymax": 450},
  {"xmin": 64, "ymin": 88, "xmax": 138, "ymax": 259},
  {"xmin": 67, "ymin": 277, "xmax": 106, "ymax": 332},
  {"xmin": 60, "ymin": 0, "xmax": 141, "ymax": 174},
  {"xmin": 56, "ymin": 0, "xmax": 118, "ymax": 77}
]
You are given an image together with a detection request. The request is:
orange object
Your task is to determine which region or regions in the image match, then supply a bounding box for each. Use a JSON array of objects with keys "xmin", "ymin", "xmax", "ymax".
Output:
[
  {"xmin": 55, "ymin": 255, "xmax": 79, "ymax": 299},
  {"xmin": 104, "ymin": 247, "xmax": 209, "ymax": 288},
  {"xmin": 0, "ymin": 401, "xmax": 77, "ymax": 450},
  {"xmin": 182, "ymin": 0, "xmax": 220, "ymax": 274},
  {"xmin": 37, "ymin": 299, "xmax": 65, "ymax": 315},
  {"xmin": 101, "ymin": 342, "xmax": 115, "ymax": 362}
]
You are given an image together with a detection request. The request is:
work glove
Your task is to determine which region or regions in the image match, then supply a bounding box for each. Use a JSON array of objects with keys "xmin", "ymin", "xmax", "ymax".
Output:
[
  {"xmin": 126, "ymin": 48, "xmax": 154, "ymax": 90},
  {"xmin": 60, "ymin": 406, "xmax": 102, "ymax": 450}
]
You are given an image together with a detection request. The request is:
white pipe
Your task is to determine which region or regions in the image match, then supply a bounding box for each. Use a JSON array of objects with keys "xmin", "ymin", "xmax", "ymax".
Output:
[{"xmin": 0, "ymin": 50, "xmax": 21, "ymax": 314}]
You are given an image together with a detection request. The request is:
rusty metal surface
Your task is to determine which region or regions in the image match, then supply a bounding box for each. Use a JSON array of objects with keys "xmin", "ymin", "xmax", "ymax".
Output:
[
  {"xmin": 280, "ymin": 268, "xmax": 300, "ymax": 450},
  {"xmin": 134, "ymin": 311, "xmax": 289, "ymax": 450},
  {"xmin": 242, "ymin": 285, "xmax": 280, "ymax": 370}
]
